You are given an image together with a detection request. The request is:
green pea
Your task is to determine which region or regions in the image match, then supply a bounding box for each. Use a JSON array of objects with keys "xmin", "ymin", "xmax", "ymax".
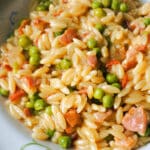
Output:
[
  {"xmin": 29, "ymin": 46, "xmax": 39, "ymax": 56},
  {"xmin": 94, "ymin": 8, "xmax": 106, "ymax": 18},
  {"xmin": 112, "ymin": 83, "xmax": 121, "ymax": 89},
  {"xmin": 105, "ymin": 134, "xmax": 114, "ymax": 142},
  {"xmin": 68, "ymin": 86, "xmax": 76, "ymax": 92},
  {"xmin": 45, "ymin": 106, "xmax": 52, "ymax": 115},
  {"xmin": 25, "ymin": 101, "xmax": 34, "ymax": 108},
  {"xmin": 111, "ymin": 0, "xmax": 120, "ymax": 11},
  {"xmin": 18, "ymin": 35, "xmax": 32, "ymax": 49},
  {"xmin": 46, "ymin": 129, "xmax": 55, "ymax": 138},
  {"xmin": 0, "ymin": 87, "xmax": 9, "ymax": 97},
  {"xmin": 87, "ymin": 38, "xmax": 97, "ymax": 49},
  {"xmin": 101, "ymin": 0, "xmax": 112, "ymax": 8},
  {"xmin": 144, "ymin": 18, "xmax": 150, "ymax": 26},
  {"xmin": 95, "ymin": 23, "xmax": 106, "ymax": 33},
  {"xmin": 120, "ymin": 3, "xmax": 128, "ymax": 12},
  {"xmin": 93, "ymin": 47, "xmax": 101, "ymax": 56},
  {"xmin": 43, "ymin": 1, "xmax": 51, "ymax": 7},
  {"xmin": 144, "ymin": 126, "xmax": 150, "ymax": 137},
  {"xmin": 60, "ymin": 59, "xmax": 72, "ymax": 69},
  {"xmin": 106, "ymin": 73, "xmax": 118, "ymax": 84},
  {"xmin": 29, "ymin": 54, "xmax": 40, "ymax": 66},
  {"xmin": 91, "ymin": 1, "xmax": 102, "ymax": 9},
  {"xmin": 34, "ymin": 99, "xmax": 45, "ymax": 111},
  {"xmin": 102, "ymin": 94, "xmax": 114, "ymax": 108},
  {"xmin": 58, "ymin": 136, "xmax": 71, "ymax": 149},
  {"xmin": 93, "ymin": 88, "xmax": 105, "ymax": 100},
  {"xmin": 29, "ymin": 92, "xmax": 40, "ymax": 102}
]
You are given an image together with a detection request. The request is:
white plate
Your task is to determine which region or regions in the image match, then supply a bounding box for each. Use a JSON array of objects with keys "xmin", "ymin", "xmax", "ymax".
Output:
[{"xmin": 0, "ymin": 0, "xmax": 149, "ymax": 150}]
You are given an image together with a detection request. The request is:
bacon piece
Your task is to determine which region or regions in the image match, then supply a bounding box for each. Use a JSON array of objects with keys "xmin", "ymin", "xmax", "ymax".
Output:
[
  {"xmin": 122, "ymin": 107, "xmax": 147, "ymax": 135},
  {"xmin": 121, "ymin": 74, "xmax": 128, "ymax": 88},
  {"xmin": 18, "ymin": 19, "xmax": 30, "ymax": 35},
  {"xmin": 87, "ymin": 55, "xmax": 98, "ymax": 68},
  {"xmin": 106, "ymin": 59, "xmax": 120, "ymax": 68},
  {"xmin": 23, "ymin": 108, "xmax": 32, "ymax": 117},
  {"xmin": 64, "ymin": 109, "xmax": 81, "ymax": 128},
  {"xmin": 59, "ymin": 28, "xmax": 77, "ymax": 46},
  {"xmin": 9, "ymin": 89, "xmax": 25, "ymax": 103}
]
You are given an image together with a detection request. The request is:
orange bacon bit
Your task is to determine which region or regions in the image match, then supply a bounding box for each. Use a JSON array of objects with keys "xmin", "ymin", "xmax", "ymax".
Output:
[
  {"xmin": 106, "ymin": 59, "xmax": 120, "ymax": 68},
  {"xmin": 9, "ymin": 89, "xmax": 26, "ymax": 103},
  {"xmin": 65, "ymin": 126, "xmax": 75, "ymax": 134},
  {"xmin": 18, "ymin": 19, "xmax": 30, "ymax": 35},
  {"xmin": 59, "ymin": 28, "xmax": 78, "ymax": 46},
  {"xmin": 64, "ymin": 109, "xmax": 81, "ymax": 128},
  {"xmin": 22, "ymin": 76, "xmax": 36, "ymax": 89},
  {"xmin": 33, "ymin": 18, "xmax": 49, "ymax": 30},
  {"xmin": 121, "ymin": 74, "xmax": 128, "ymax": 88},
  {"xmin": 23, "ymin": 108, "xmax": 32, "ymax": 117}
]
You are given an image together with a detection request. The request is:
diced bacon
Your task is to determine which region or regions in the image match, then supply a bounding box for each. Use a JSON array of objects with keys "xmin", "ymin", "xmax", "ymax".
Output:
[
  {"xmin": 3, "ymin": 64, "xmax": 12, "ymax": 71},
  {"xmin": 122, "ymin": 47, "xmax": 137, "ymax": 70},
  {"xmin": 18, "ymin": 19, "xmax": 30, "ymax": 35},
  {"xmin": 22, "ymin": 76, "xmax": 35, "ymax": 89},
  {"xmin": 9, "ymin": 89, "xmax": 26, "ymax": 103},
  {"xmin": 64, "ymin": 109, "xmax": 81, "ymax": 128},
  {"xmin": 59, "ymin": 28, "xmax": 77, "ymax": 46},
  {"xmin": 23, "ymin": 108, "xmax": 32, "ymax": 117},
  {"xmin": 106, "ymin": 59, "xmax": 120, "ymax": 68},
  {"xmin": 122, "ymin": 107, "xmax": 148, "ymax": 135},
  {"xmin": 94, "ymin": 110, "xmax": 112, "ymax": 123},
  {"xmin": 114, "ymin": 135, "xmax": 137, "ymax": 149},
  {"xmin": 121, "ymin": 74, "xmax": 128, "ymax": 88},
  {"xmin": 33, "ymin": 18, "xmax": 49, "ymax": 30},
  {"xmin": 65, "ymin": 126, "xmax": 75, "ymax": 134},
  {"xmin": 135, "ymin": 44, "xmax": 147, "ymax": 52},
  {"xmin": 87, "ymin": 55, "xmax": 98, "ymax": 68}
]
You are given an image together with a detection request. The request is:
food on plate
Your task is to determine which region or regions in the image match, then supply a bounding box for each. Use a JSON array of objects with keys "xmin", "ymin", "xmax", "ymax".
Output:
[{"xmin": 0, "ymin": 0, "xmax": 150, "ymax": 149}]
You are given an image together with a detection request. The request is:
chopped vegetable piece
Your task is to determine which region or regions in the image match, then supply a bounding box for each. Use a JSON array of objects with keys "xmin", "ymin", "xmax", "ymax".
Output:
[
  {"xmin": 93, "ymin": 88, "xmax": 105, "ymax": 100},
  {"xmin": 65, "ymin": 126, "xmax": 75, "ymax": 134},
  {"xmin": 45, "ymin": 106, "xmax": 52, "ymax": 115},
  {"xmin": 94, "ymin": 8, "xmax": 106, "ymax": 18},
  {"xmin": 9, "ymin": 89, "xmax": 25, "ymax": 102},
  {"xmin": 36, "ymin": 5, "xmax": 48, "ymax": 11},
  {"xmin": 101, "ymin": 0, "xmax": 112, "ymax": 8},
  {"xmin": 102, "ymin": 94, "xmax": 114, "ymax": 108},
  {"xmin": 46, "ymin": 129, "xmax": 55, "ymax": 138},
  {"xmin": 91, "ymin": 1, "xmax": 102, "ymax": 9},
  {"xmin": 54, "ymin": 30, "xmax": 65, "ymax": 37},
  {"xmin": 58, "ymin": 136, "xmax": 71, "ymax": 149},
  {"xmin": 87, "ymin": 38, "xmax": 97, "ymax": 49},
  {"xmin": 120, "ymin": 3, "xmax": 128, "ymax": 12},
  {"xmin": 60, "ymin": 59, "xmax": 72, "ymax": 69},
  {"xmin": 64, "ymin": 109, "xmax": 81, "ymax": 127},
  {"xmin": 0, "ymin": 87, "xmax": 9, "ymax": 97},
  {"xmin": 34, "ymin": 99, "xmax": 45, "ymax": 111},
  {"xmin": 112, "ymin": 83, "xmax": 121, "ymax": 89},
  {"xmin": 106, "ymin": 73, "xmax": 118, "ymax": 84},
  {"xmin": 18, "ymin": 35, "xmax": 32, "ymax": 49},
  {"xmin": 122, "ymin": 107, "xmax": 147, "ymax": 135}
]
